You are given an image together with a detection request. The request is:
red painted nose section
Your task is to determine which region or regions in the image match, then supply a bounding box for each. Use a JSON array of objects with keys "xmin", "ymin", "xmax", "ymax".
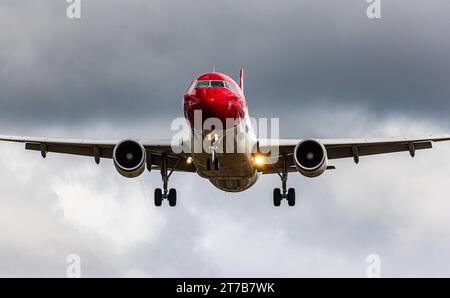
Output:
[{"xmin": 184, "ymin": 88, "xmax": 245, "ymax": 128}]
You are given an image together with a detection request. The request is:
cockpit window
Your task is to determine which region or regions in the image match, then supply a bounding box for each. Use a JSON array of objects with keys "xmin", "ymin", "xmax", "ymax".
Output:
[
  {"xmin": 186, "ymin": 81, "xmax": 196, "ymax": 93},
  {"xmin": 194, "ymin": 80, "xmax": 238, "ymax": 93},
  {"xmin": 195, "ymin": 80, "xmax": 210, "ymax": 88},
  {"xmin": 224, "ymin": 81, "xmax": 237, "ymax": 93},
  {"xmin": 210, "ymin": 81, "xmax": 225, "ymax": 88}
]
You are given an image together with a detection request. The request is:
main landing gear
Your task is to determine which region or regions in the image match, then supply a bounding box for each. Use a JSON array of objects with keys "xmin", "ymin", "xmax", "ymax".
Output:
[
  {"xmin": 273, "ymin": 155, "xmax": 296, "ymax": 207},
  {"xmin": 154, "ymin": 154, "xmax": 177, "ymax": 207}
]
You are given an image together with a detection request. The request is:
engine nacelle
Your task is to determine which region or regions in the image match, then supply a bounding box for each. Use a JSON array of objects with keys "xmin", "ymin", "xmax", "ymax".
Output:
[
  {"xmin": 113, "ymin": 139, "xmax": 146, "ymax": 178},
  {"xmin": 294, "ymin": 140, "xmax": 328, "ymax": 178}
]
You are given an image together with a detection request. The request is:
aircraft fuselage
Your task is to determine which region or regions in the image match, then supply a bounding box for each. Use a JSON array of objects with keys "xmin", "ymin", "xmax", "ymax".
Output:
[{"xmin": 183, "ymin": 72, "xmax": 259, "ymax": 192}]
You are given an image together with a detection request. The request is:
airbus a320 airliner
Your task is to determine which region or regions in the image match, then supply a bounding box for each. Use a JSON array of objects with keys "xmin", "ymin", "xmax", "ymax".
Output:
[{"xmin": 1, "ymin": 69, "xmax": 450, "ymax": 207}]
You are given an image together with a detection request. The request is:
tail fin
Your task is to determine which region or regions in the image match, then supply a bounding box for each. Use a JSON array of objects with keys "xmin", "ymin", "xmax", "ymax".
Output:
[{"xmin": 239, "ymin": 68, "xmax": 244, "ymax": 93}]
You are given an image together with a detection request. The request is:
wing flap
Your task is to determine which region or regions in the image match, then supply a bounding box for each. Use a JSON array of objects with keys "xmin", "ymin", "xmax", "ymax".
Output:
[
  {"xmin": 25, "ymin": 143, "xmax": 113, "ymax": 159},
  {"xmin": 327, "ymin": 141, "xmax": 432, "ymax": 159}
]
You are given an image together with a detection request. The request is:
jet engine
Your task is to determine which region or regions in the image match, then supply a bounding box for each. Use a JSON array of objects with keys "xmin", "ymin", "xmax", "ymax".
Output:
[
  {"xmin": 294, "ymin": 140, "xmax": 328, "ymax": 178},
  {"xmin": 113, "ymin": 139, "xmax": 146, "ymax": 178}
]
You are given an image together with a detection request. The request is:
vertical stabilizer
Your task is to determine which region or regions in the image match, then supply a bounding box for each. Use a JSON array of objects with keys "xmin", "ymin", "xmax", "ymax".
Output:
[{"xmin": 239, "ymin": 68, "xmax": 244, "ymax": 93}]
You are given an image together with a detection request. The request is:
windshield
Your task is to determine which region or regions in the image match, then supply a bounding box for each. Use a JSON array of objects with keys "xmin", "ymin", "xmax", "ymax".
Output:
[
  {"xmin": 224, "ymin": 81, "xmax": 237, "ymax": 93},
  {"xmin": 194, "ymin": 80, "xmax": 237, "ymax": 93},
  {"xmin": 195, "ymin": 80, "xmax": 210, "ymax": 88},
  {"xmin": 210, "ymin": 81, "xmax": 225, "ymax": 88}
]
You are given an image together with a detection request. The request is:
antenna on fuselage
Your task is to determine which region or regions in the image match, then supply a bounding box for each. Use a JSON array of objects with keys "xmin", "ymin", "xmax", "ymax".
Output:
[{"xmin": 212, "ymin": 67, "xmax": 216, "ymax": 73}]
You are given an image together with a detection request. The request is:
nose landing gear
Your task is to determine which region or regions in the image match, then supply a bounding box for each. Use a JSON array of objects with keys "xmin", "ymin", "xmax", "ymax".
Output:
[
  {"xmin": 206, "ymin": 131, "xmax": 220, "ymax": 171},
  {"xmin": 206, "ymin": 149, "xmax": 219, "ymax": 171}
]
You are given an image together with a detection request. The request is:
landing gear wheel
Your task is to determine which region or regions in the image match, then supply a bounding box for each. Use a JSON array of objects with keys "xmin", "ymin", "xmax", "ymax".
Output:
[
  {"xmin": 273, "ymin": 188, "xmax": 282, "ymax": 207},
  {"xmin": 154, "ymin": 188, "xmax": 163, "ymax": 207},
  {"xmin": 287, "ymin": 188, "xmax": 296, "ymax": 207},
  {"xmin": 207, "ymin": 158, "xmax": 219, "ymax": 171},
  {"xmin": 168, "ymin": 188, "xmax": 177, "ymax": 207},
  {"xmin": 214, "ymin": 158, "xmax": 219, "ymax": 170}
]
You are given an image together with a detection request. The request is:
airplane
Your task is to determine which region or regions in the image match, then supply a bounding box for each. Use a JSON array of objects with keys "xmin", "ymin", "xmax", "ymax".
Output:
[{"xmin": 1, "ymin": 69, "xmax": 450, "ymax": 207}]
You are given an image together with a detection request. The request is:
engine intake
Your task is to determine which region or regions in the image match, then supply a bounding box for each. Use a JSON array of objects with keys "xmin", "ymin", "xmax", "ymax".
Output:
[
  {"xmin": 294, "ymin": 140, "xmax": 328, "ymax": 177},
  {"xmin": 113, "ymin": 139, "xmax": 146, "ymax": 178}
]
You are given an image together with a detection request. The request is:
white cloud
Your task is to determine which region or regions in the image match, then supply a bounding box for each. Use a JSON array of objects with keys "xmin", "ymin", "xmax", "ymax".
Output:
[{"xmin": 1, "ymin": 108, "xmax": 450, "ymax": 277}]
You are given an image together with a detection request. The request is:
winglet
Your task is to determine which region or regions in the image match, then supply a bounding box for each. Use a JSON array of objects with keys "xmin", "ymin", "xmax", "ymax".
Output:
[{"xmin": 239, "ymin": 68, "xmax": 244, "ymax": 93}]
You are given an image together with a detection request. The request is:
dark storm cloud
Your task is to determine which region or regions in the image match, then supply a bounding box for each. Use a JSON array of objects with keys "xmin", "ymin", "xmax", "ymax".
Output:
[{"xmin": 1, "ymin": 0, "xmax": 450, "ymax": 127}]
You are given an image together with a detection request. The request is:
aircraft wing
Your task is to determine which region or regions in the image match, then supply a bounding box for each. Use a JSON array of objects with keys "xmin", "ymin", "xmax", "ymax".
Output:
[
  {"xmin": 258, "ymin": 134, "xmax": 450, "ymax": 174},
  {"xmin": 0, "ymin": 135, "xmax": 195, "ymax": 172},
  {"xmin": 2, "ymin": 134, "xmax": 450, "ymax": 175}
]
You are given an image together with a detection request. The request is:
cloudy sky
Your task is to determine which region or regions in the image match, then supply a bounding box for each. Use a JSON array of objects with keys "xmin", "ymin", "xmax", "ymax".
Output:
[{"xmin": 1, "ymin": 0, "xmax": 450, "ymax": 277}]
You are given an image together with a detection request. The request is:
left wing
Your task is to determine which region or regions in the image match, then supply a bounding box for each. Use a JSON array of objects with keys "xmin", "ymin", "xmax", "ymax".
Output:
[
  {"xmin": 0, "ymin": 135, "xmax": 194, "ymax": 172},
  {"xmin": 258, "ymin": 134, "xmax": 450, "ymax": 174}
]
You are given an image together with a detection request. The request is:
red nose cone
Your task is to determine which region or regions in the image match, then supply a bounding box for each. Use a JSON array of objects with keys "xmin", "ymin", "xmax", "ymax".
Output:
[
  {"xmin": 184, "ymin": 92, "xmax": 245, "ymax": 128},
  {"xmin": 183, "ymin": 73, "xmax": 246, "ymax": 129}
]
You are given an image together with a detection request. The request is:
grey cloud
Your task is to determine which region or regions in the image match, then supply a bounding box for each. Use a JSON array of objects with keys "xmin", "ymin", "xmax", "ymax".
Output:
[
  {"xmin": 1, "ymin": 0, "xmax": 450, "ymax": 128},
  {"xmin": 1, "ymin": 0, "xmax": 450, "ymax": 277},
  {"xmin": 1, "ymin": 115, "xmax": 450, "ymax": 277}
]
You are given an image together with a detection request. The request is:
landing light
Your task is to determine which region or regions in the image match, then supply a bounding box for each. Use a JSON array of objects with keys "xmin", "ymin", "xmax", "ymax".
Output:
[
  {"xmin": 206, "ymin": 133, "xmax": 220, "ymax": 142},
  {"xmin": 254, "ymin": 155, "xmax": 265, "ymax": 166},
  {"xmin": 186, "ymin": 157, "xmax": 193, "ymax": 164}
]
